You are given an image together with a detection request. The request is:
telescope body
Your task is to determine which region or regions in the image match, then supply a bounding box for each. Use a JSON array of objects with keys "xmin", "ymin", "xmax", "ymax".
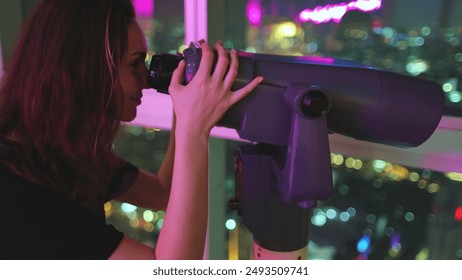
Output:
[
  {"xmin": 198, "ymin": 51, "xmax": 445, "ymax": 148},
  {"xmin": 148, "ymin": 45, "xmax": 445, "ymax": 206},
  {"xmin": 149, "ymin": 45, "xmax": 444, "ymax": 148}
]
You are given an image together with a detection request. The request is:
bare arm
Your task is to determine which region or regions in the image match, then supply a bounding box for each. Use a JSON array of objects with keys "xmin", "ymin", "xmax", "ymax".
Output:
[
  {"xmin": 154, "ymin": 124, "xmax": 209, "ymax": 259},
  {"xmin": 113, "ymin": 117, "xmax": 176, "ymax": 210},
  {"xmin": 156, "ymin": 115, "xmax": 176, "ymax": 195}
]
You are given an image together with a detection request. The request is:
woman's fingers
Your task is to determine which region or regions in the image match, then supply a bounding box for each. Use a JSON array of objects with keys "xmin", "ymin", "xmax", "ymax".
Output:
[
  {"xmin": 223, "ymin": 49, "xmax": 239, "ymax": 89},
  {"xmin": 213, "ymin": 42, "xmax": 229, "ymax": 82},
  {"xmin": 169, "ymin": 59, "xmax": 186, "ymax": 92},
  {"xmin": 229, "ymin": 76, "xmax": 264, "ymax": 105},
  {"xmin": 194, "ymin": 41, "xmax": 214, "ymax": 78},
  {"xmin": 170, "ymin": 39, "xmax": 264, "ymax": 111}
]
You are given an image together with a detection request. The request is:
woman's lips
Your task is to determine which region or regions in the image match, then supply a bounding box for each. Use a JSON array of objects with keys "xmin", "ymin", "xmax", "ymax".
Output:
[{"xmin": 130, "ymin": 94, "xmax": 142, "ymax": 105}]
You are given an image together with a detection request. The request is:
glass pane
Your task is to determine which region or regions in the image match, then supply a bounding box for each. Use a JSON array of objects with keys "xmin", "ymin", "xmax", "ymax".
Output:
[
  {"xmin": 134, "ymin": 0, "xmax": 185, "ymax": 54},
  {"xmin": 217, "ymin": 0, "xmax": 462, "ymax": 116},
  {"xmin": 209, "ymin": 0, "xmax": 462, "ymax": 260}
]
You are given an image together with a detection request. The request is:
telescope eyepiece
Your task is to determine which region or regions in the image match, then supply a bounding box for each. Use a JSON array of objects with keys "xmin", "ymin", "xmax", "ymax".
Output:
[{"xmin": 147, "ymin": 54, "xmax": 183, "ymax": 93}]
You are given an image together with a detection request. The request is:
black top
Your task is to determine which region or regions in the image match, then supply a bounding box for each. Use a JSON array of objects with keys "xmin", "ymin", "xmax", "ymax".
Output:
[{"xmin": 0, "ymin": 163, "xmax": 138, "ymax": 260}]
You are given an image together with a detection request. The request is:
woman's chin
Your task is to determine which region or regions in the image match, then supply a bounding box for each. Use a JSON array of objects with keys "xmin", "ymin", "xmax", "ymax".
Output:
[{"xmin": 121, "ymin": 108, "xmax": 137, "ymax": 122}]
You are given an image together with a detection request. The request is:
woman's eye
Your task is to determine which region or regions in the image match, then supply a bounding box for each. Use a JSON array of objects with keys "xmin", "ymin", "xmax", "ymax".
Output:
[{"xmin": 130, "ymin": 61, "xmax": 139, "ymax": 67}]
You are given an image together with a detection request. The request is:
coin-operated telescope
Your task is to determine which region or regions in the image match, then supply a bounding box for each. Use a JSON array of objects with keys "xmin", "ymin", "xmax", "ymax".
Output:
[{"xmin": 148, "ymin": 42, "xmax": 445, "ymax": 259}]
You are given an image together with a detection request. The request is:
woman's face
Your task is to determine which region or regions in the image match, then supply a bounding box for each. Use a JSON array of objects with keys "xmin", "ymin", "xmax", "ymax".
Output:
[{"xmin": 119, "ymin": 21, "xmax": 148, "ymax": 122}]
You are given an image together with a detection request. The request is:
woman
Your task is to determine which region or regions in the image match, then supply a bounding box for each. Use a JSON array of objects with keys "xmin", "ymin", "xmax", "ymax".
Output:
[{"xmin": 0, "ymin": 0, "xmax": 263, "ymax": 259}]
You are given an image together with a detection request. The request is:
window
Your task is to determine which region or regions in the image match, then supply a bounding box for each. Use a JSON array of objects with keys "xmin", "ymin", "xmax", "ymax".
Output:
[{"xmin": 113, "ymin": 0, "xmax": 462, "ymax": 260}]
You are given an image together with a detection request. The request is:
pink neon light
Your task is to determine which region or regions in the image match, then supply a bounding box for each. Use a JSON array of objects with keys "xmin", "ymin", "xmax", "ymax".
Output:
[
  {"xmin": 133, "ymin": 0, "xmax": 154, "ymax": 18},
  {"xmin": 299, "ymin": 0, "xmax": 381, "ymax": 24},
  {"xmin": 295, "ymin": 56, "xmax": 335, "ymax": 64},
  {"xmin": 246, "ymin": 0, "xmax": 262, "ymax": 27}
]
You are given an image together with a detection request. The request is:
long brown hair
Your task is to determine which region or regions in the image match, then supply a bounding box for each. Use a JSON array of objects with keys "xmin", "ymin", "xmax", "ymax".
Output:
[{"xmin": 0, "ymin": 0, "xmax": 135, "ymax": 211}]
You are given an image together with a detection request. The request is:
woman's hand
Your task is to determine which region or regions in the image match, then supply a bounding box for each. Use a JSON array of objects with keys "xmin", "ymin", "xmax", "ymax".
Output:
[{"xmin": 168, "ymin": 41, "xmax": 263, "ymax": 137}]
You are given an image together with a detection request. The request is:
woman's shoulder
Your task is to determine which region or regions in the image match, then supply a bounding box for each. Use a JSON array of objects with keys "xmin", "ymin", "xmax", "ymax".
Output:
[{"xmin": 0, "ymin": 162, "xmax": 74, "ymax": 212}]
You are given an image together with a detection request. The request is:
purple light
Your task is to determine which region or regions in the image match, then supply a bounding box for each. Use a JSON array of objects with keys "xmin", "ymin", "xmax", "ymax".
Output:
[
  {"xmin": 133, "ymin": 0, "xmax": 154, "ymax": 18},
  {"xmin": 390, "ymin": 233, "xmax": 401, "ymax": 247},
  {"xmin": 295, "ymin": 56, "xmax": 335, "ymax": 65},
  {"xmin": 299, "ymin": 0, "xmax": 381, "ymax": 24},
  {"xmin": 246, "ymin": 0, "xmax": 262, "ymax": 27}
]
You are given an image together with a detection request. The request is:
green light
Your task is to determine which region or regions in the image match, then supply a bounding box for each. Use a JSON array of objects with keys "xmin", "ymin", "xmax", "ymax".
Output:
[
  {"xmin": 121, "ymin": 203, "xmax": 138, "ymax": 213},
  {"xmin": 338, "ymin": 184, "xmax": 349, "ymax": 195},
  {"xmin": 224, "ymin": 40, "xmax": 234, "ymax": 49},
  {"xmin": 373, "ymin": 160, "xmax": 386, "ymax": 172},
  {"xmin": 414, "ymin": 37, "xmax": 424, "ymax": 46},
  {"xmin": 455, "ymin": 53, "xmax": 462, "ymax": 62},
  {"xmin": 143, "ymin": 210, "xmax": 155, "ymax": 222},
  {"xmin": 449, "ymin": 92, "xmax": 462, "ymax": 103},
  {"xmin": 245, "ymin": 47, "xmax": 257, "ymax": 53},
  {"xmin": 225, "ymin": 219, "xmax": 237, "ymax": 230},
  {"xmin": 326, "ymin": 209, "xmax": 337, "ymax": 219},
  {"xmin": 442, "ymin": 83, "xmax": 453, "ymax": 92},
  {"xmin": 406, "ymin": 60, "xmax": 428, "ymax": 76},
  {"xmin": 404, "ymin": 212, "xmax": 415, "ymax": 222},
  {"xmin": 126, "ymin": 126, "xmax": 143, "ymax": 136},
  {"xmin": 157, "ymin": 219, "xmax": 164, "ymax": 229},
  {"xmin": 339, "ymin": 212, "xmax": 350, "ymax": 222},
  {"xmin": 421, "ymin": 26, "xmax": 431, "ymax": 36},
  {"xmin": 311, "ymin": 212, "xmax": 327, "ymax": 227}
]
